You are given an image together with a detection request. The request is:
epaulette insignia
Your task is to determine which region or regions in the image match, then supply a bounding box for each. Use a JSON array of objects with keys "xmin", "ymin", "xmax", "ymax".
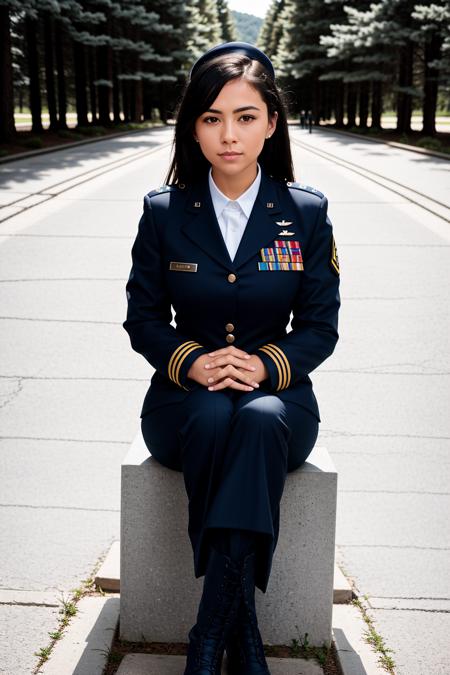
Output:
[
  {"xmin": 286, "ymin": 181, "xmax": 324, "ymax": 199},
  {"xmin": 330, "ymin": 235, "xmax": 340, "ymax": 276}
]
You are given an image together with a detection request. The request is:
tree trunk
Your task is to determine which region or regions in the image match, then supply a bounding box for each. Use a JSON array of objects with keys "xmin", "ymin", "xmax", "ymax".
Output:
[
  {"xmin": 358, "ymin": 80, "xmax": 369, "ymax": 128},
  {"xmin": 323, "ymin": 82, "xmax": 333, "ymax": 123},
  {"xmin": 73, "ymin": 40, "xmax": 89, "ymax": 127},
  {"xmin": 396, "ymin": 41, "xmax": 414, "ymax": 134},
  {"xmin": 88, "ymin": 46, "xmax": 97, "ymax": 125},
  {"xmin": 129, "ymin": 79, "xmax": 136, "ymax": 122},
  {"xmin": 312, "ymin": 77, "xmax": 320, "ymax": 126},
  {"xmin": 135, "ymin": 77, "xmax": 143, "ymax": 123},
  {"xmin": 97, "ymin": 43, "xmax": 112, "ymax": 126},
  {"xmin": 25, "ymin": 15, "xmax": 43, "ymax": 134},
  {"xmin": 143, "ymin": 82, "xmax": 152, "ymax": 120},
  {"xmin": 422, "ymin": 31, "xmax": 441, "ymax": 136},
  {"xmin": 54, "ymin": 23, "xmax": 68, "ymax": 130},
  {"xmin": 0, "ymin": 6, "xmax": 16, "ymax": 142},
  {"xmin": 122, "ymin": 79, "xmax": 130, "ymax": 122},
  {"xmin": 335, "ymin": 80, "xmax": 344, "ymax": 126},
  {"xmin": 371, "ymin": 80, "xmax": 382, "ymax": 129},
  {"xmin": 346, "ymin": 82, "xmax": 357, "ymax": 128},
  {"xmin": 43, "ymin": 13, "xmax": 58, "ymax": 131},
  {"xmin": 112, "ymin": 50, "xmax": 121, "ymax": 124}
]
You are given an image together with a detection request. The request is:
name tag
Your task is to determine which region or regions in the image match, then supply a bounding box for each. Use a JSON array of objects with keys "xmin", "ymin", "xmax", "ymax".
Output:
[{"xmin": 169, "ymin": 261, "xmax": 198, "ymax": 272}]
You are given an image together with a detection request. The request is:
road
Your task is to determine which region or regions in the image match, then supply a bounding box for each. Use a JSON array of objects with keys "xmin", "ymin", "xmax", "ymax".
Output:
[{"xmin": 0, "ymin": 125, "xmax": 449, "ymax": 674}]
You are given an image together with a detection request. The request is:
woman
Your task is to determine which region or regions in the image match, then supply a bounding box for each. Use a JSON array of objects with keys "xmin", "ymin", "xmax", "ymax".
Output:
[{"xmin": 123, "ymin": 41, "xmax": 340, "ymax": 675}]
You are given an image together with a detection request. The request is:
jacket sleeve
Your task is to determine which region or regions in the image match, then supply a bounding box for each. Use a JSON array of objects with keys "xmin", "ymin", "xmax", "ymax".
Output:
[
  {"xmin": 256, "ymin": 195, "xmax": 340, "ymax": 391},
  {"xmin": 122, "ymin": 194, "xmax": 208, "ymax": 390}
]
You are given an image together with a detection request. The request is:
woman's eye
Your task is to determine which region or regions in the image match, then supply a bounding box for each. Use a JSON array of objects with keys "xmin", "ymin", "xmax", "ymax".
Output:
[
  {"xmin": 203, "ymin": 116, "xmax": 219, "ymax": 123},
  {"xmin": 240, "ymin": 115, "xmax": 256, "ymax": 122}
]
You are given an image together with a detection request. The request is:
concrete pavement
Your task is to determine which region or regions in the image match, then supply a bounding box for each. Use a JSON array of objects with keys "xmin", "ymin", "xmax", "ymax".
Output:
[{"xmin": 0, "ymin": 125, "xmax": 449, "ymax": 674}]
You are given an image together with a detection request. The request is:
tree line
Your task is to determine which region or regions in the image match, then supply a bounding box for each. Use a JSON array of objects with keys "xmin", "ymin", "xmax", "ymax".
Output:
[
  {"xmin": 0, "ymin": 0, "xmax": 449, "ymax": 144},
  {"xmin": 0, "ymin": 0, "xmax": 236, "ymax": 142},
  {"xmin": 260, "ymin": 0, "xmax": 450, "ymax": 135}
]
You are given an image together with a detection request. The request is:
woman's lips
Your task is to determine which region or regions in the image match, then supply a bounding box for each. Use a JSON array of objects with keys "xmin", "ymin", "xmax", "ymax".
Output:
[{"xmin": 219, "ymin": 153, "xmax": 242, "ymax": 160}]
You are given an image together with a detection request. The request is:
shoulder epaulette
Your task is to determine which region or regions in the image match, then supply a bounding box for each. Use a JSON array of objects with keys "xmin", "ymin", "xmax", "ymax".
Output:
[
  {"xmin": 147, "ymin": 184, "xmax": 179, "ymax": 199},
  {"xmin": 286, "ymin": 181, "xmax": 324, "ymax": 199}
]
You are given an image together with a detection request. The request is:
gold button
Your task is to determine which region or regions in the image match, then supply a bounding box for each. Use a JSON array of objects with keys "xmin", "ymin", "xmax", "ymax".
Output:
[
  {"xmin": 226, "ymin": 334, "xmax": 235, "ymax": 343},
  {"xmin": 227, "ymin": 273, "xmax": 237, "ymax": 283},
  {"xmin": 225, "ymin": 323, "xmax": 234, "ymax": 332}
]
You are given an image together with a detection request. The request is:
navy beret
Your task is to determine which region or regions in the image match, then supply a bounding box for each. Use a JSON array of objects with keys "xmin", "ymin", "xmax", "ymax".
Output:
[{"xmin": 189, "ymin": 41, "xmax": 275, "ymax": 81}]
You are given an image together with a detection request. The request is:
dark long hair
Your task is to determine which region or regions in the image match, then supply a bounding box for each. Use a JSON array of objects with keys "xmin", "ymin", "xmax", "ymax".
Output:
[{"xmin": 164, "ymin": 52, "xmax": 295, "ymax": 186}]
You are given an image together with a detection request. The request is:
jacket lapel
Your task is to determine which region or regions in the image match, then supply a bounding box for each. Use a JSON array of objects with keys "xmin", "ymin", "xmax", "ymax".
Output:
[
  {"xmin": 233, "ymin": 170, "xmax": 283, "ymax": 270},
  {"xmin": 181, "ymin": 168, "xmax": 284, "ymax": 271},
  {"xmin": 182, "ymin": 173, "xmax": 234, "ymax": 269}
]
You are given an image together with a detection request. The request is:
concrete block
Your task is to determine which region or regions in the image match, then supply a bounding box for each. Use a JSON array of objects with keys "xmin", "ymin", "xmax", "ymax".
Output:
[
  {"xmin": 95, "ymin": 540, "xmax": 351, "ymax": 604},
  {"xmin": 116, "ymin": 653, "xmax": 324, "ymax": 675},
  {"xmin": 120, "ymin": 430, "xmax": 337, "ymax": 646},
  {"xmin": 334, "ymin": 565, "xmax": 354, "ymax": 603},
  {"xmin": 95, "ymin": 540, "xmax": 120, "ymax": 592}
]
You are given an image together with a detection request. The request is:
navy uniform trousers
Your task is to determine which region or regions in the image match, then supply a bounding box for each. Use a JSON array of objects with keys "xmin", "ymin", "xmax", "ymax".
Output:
[{"xmin": 141, "ymin": 386, "xmax": 319, "ymax": 594}]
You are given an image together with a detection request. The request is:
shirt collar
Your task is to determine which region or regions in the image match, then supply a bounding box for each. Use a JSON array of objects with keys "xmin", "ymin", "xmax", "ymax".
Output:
[{"xmin": 208, "ymin": 162, "xmax": 262, "ymax": 220}]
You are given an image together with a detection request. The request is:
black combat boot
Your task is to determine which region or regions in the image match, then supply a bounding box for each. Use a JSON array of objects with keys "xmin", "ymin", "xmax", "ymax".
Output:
[
  {"xmin": 224, "ymin": 551, "xmax": 271, "ymax": 675},
  {"xmin": 183, "ymin": 544, "xmax": 244, "ymax": 675}
]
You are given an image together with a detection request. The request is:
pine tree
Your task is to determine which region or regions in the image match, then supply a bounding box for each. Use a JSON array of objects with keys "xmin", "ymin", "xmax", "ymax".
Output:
[
  {"xmin": 258, "ymin": 0, "xmax": 287, "ymax": 58},
  {"xmin": 321, "ymin": 1, "xmax": 390, "ymax": 129},
  {"xmin": 412, "ymin": 2, "xmax": 450, "ymax": 134},
  {"xmin": 0, "ymin": 1, "xmax": 20, "ymax": 141},
  {"xmin": 216, "ymin": 0, "xmax": 237, "ymax": 43},
  {"xmin": 270, "ymin": 0, "xmax": 346, "ymax": 123}
]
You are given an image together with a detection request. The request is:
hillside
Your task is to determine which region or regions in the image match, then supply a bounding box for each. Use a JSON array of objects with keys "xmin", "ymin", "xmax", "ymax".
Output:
[{"xmin": 231, "ymin": 10, "xmax": 263, "ymax": 44}]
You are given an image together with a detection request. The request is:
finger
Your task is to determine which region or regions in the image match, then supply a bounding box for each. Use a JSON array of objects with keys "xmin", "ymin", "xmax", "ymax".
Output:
[
  {"xmin": 207, "ymin": 346, "xmax": 251, "ymax": 359},
  {"xmin": 207, "ymin": 366, "xmax": 259, "ymax": 389},
  {"xmin": 204, "ymin": 355, "xmax": 256, "ymax": 372},
  {"xmin": 208, "ymin": 376, "xmax": 255, "ymax": 392}
]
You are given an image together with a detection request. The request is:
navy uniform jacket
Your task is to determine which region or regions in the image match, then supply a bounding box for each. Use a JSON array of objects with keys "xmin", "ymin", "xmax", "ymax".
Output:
[{"xmin": 123, "ymin": 166, "xmax": 340, "ymax": 423}]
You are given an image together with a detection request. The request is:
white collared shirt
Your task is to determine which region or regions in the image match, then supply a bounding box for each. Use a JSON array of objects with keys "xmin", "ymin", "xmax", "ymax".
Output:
[{"xmin": 208, "ymin": 162, "xmax": 262, "ymax": 261}]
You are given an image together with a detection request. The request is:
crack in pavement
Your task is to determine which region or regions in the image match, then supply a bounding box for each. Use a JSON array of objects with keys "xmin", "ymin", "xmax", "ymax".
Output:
[
  {"xmin": 0, "ymin": 375, "xmax": 150, "ymax": 381},
  {"xmin": 0, "ymin": 277, "xmax": 126, "ymax": 282},
  {"xmin": 0, "ymin": 503, "xmax": 119, "ymax": 512},
  {"xmin": 320, "ymin": 430, "xmax": 450, "ymax": 440},
  {"xmin": 0, "ymin": 316, "xmax": 120, "ymax": 324},
  {"xmin": 0, "ymin": 233, "xmax": 133, "ymax": 238},
  {"xmin": 0, "ymin": 600, "xmax": 60, "ymax": 607},
  {"xmin": 338, "ymin": 489, "xmax": 449, "ymax": 495},
  {"xmin": 339, "ymin": 544, "xmax": 449, "ymax": 550},
  {"xmin": 0, "ymin": 436, "xmax": 129, "ymax": 443},
  {"xmin": 0, "ymin": 377, "xmax": 24, "ymax": 410}
]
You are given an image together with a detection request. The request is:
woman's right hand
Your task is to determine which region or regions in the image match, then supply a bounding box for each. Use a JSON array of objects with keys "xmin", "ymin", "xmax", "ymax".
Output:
[{"xmin": 187, "ymin": 349, "xmax": 262, "ymax": 391}]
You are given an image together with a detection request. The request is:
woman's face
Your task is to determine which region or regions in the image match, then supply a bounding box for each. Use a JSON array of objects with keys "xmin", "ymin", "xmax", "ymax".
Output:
[{"xmin": 194, "ymin": 77, "xmax": 278, "ymax": 178}]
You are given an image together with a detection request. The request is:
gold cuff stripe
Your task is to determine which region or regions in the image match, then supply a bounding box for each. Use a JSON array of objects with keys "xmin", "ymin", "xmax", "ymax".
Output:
[
  {"xmin": 168, "ymin": 341, "xmax": 203, "ymax": 386},
  {"xmin": 258, "ymin": 343, "xmax": 291, "ymax": 390},
  {"xmin": 265, "ymin": 344, "xmax": 290, "ymax": 390},
  {"xmin": 173, "ymin": 344, "xmax": 203, "ymax": 386},
  {"xmin": 268, "ymin": 343, "xmax": 291, "ymax": 389},
  {"xmin": 168, "ymin": 341, "xmax": 196, "ymax": 383},
  {"xmin": 258, "ymin": 346, "xmax": 284, "ymax": 390}
]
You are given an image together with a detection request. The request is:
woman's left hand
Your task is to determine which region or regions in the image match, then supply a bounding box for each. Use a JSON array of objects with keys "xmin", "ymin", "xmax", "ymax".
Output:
[{"xmin": 204, "ymin": 347, "xmax": 269, "ymax": 391}]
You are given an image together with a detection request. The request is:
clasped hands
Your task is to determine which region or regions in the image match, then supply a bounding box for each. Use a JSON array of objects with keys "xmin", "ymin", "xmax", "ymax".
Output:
[{"xmin": 187, "ymin": 346, "xmax": 269, "ymax": 392}]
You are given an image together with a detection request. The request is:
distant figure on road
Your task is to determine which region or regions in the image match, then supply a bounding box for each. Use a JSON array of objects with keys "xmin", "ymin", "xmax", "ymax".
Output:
[
  {"xmin": 299, "ymin": 109, "xmax": 306, "ymax": 129},
  {"xmin": 123, "ymin": 41, "xmax": 340, "ymax": 675},
  {"xmin": 307, "ymin": 109, "xmax": 313, "ymax": 133}
]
